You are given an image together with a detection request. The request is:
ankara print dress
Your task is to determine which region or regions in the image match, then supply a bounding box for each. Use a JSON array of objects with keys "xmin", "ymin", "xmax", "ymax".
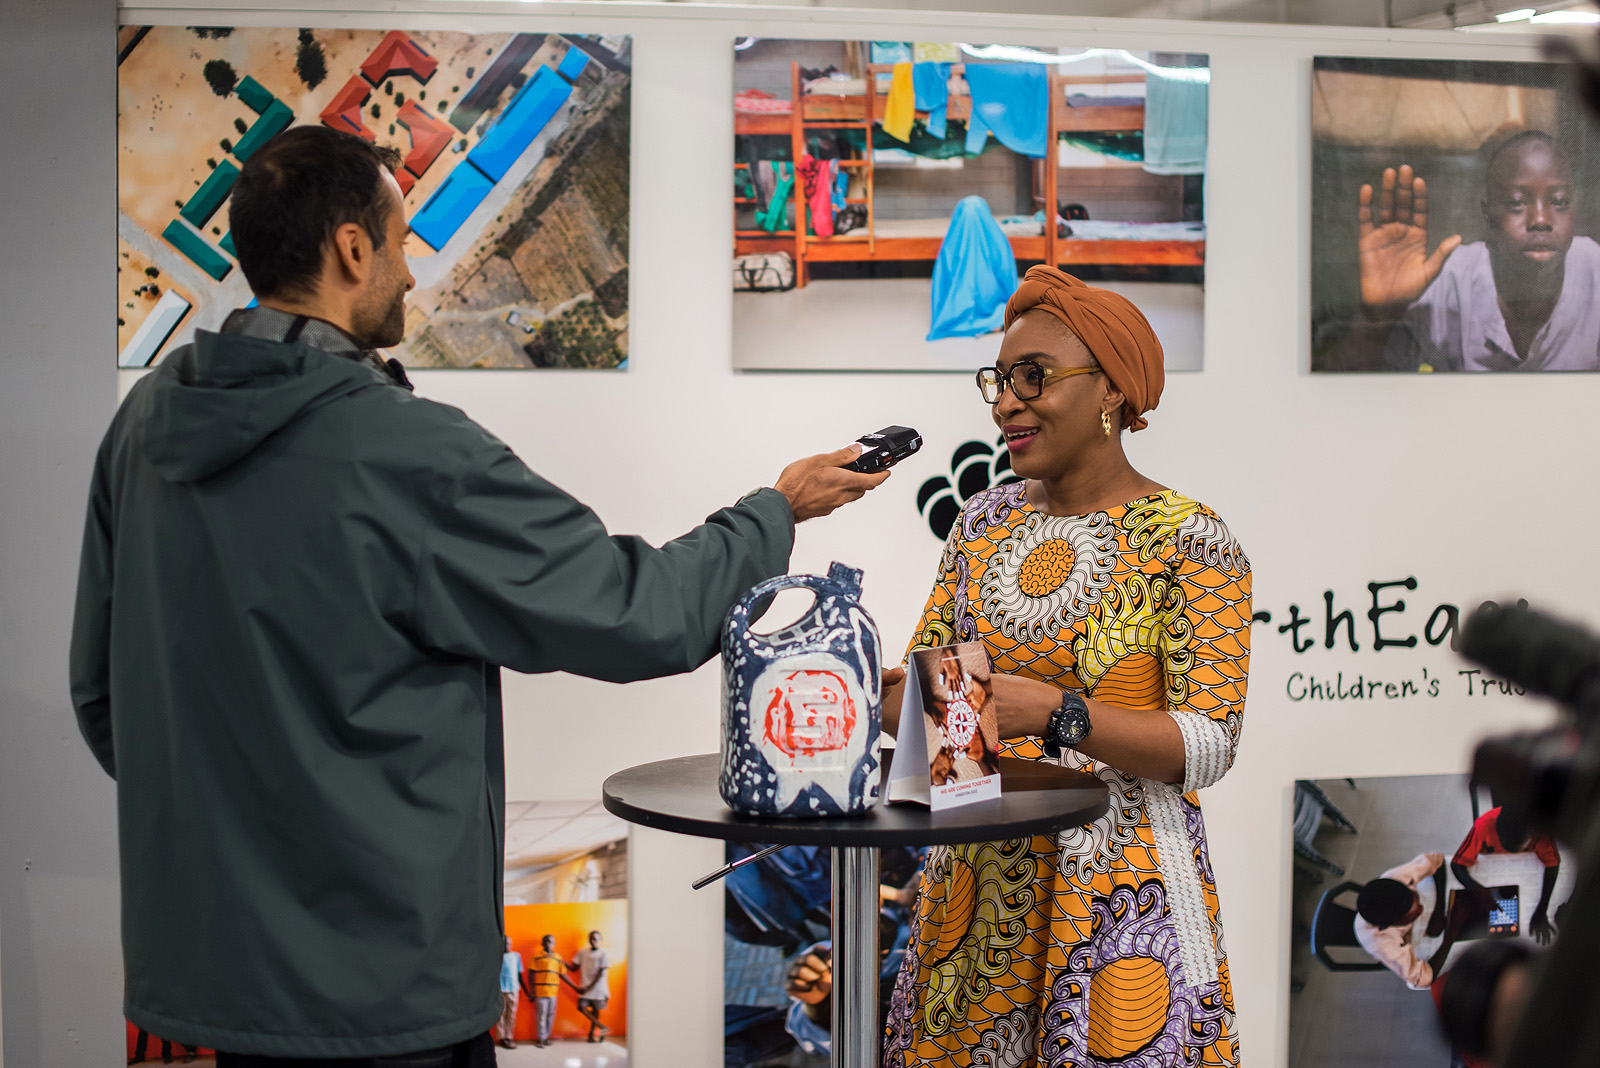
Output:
[{"xmin": 883, "ymin": 486, "xmax": 1251, "ymax": 1068}]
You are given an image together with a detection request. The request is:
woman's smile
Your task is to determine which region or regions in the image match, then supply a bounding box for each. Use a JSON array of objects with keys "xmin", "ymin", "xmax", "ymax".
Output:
[{"xmin": 1002, "ymin": 423, "xmax": 1041, "ymax": 451}]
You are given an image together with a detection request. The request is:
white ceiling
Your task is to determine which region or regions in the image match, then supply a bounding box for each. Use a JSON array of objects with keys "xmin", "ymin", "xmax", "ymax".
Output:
[{"xmin": 504, "ymin": 799, "xmax": 628, "ymax": 865}]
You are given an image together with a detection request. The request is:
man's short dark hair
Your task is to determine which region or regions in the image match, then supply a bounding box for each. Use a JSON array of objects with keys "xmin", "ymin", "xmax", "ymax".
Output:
[
  {"xmin": 1357, "ymin": 877, "xmax": 1416, "ymax": 928},
  {"xmin": 229, "ymin": 126, "xmax": 404, "ymax": 299},
  {"xmin": 1495, "ymin": 806, "xmax": 1529, "ymax": 850},
  {"xmin": 1480, "ymin": 128, "xmax": 1570, "ymax": 195}
]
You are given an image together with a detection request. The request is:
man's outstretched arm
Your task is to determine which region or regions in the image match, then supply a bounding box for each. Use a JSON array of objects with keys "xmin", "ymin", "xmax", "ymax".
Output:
[{"xmin": 411, "ymin": 431, "xmax": 888, "ymax": 682}]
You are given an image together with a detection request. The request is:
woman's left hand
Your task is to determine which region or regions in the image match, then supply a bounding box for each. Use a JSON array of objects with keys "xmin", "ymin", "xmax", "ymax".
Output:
[{"xmin": 990, "ymin": 673, "xmax": 1062, "ymax": 739}]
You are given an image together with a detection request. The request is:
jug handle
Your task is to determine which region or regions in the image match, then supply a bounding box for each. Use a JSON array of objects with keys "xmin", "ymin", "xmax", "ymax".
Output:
[{"xmin": 724, "ymin": 572, "xmax": 826, "ymax": 641}]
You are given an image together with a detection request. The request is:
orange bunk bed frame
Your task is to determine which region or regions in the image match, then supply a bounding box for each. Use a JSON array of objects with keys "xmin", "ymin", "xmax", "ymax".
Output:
[{"xmin": 734, "ymin": 62, "xmax": 1206, "ymax": 287}]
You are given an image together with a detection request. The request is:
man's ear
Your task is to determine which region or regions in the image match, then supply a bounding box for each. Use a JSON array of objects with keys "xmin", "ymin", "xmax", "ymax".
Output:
[{"xmin": 330, "ymin": 221, "xmax": 373, "ymax": 284}]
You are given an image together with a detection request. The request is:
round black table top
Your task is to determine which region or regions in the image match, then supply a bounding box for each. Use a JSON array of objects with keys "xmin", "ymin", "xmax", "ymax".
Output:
[{"xmin": 602, "ymin": 751, "xmax": 1109, "ymax": 847}]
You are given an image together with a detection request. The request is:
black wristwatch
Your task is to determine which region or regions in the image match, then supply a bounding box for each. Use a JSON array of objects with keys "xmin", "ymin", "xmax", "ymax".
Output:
[{"xmin": 1042, "ymin": 690, "xmax": 1092, "ymax": 759}]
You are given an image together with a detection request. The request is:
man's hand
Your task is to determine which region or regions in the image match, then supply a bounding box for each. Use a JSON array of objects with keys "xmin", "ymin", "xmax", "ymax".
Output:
[
  {"xmin": 785, "ymin": 944, "xmax": 833, "ymax": 1023},
  {"xmin": 1357, "ymin": 165, "xmax": 1463, "ymax": 317},
  {"xmin": 1530, "ymin": 910, "xmax": 1554, "ymax": 945},
  {"xmin": 773, "ymin": 445, "xmax": 890, "ymax": 523},
  {"xmin": 1427, "ymin": 864, "xmax": 1449, "ymax": 937},
  {"xmin": 881, "ymin": 871, "xmax": 921, "ymax": 909},
  {"xmin": 1472, "ymin": 885, "xmax": 1497, "ymax": 915}
]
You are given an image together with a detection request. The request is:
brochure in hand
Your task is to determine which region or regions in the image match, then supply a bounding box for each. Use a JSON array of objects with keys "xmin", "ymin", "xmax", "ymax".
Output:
[{"xmin": 887, "ymin": 642, "xmax": 1002, "ymax": 810}]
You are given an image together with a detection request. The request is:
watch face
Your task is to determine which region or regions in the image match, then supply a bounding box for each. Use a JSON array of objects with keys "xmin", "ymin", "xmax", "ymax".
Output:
[
  {"xmin": 1060, "ymin": 708, "xmax": 1090, "ymax": 746},
  {"xmin": 1049, "ymin": 697, "xmax": 1090, "ymax": 749}
]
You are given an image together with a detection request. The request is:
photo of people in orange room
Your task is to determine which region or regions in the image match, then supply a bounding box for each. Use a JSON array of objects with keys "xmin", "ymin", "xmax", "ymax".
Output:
[
  {"xmin": 125, "ymin": 1024, "xmax": 209, "ymax": 1065},
  {"xmin": 497, "ymin": 800, "xmax": 629, "ymax": 1066}
]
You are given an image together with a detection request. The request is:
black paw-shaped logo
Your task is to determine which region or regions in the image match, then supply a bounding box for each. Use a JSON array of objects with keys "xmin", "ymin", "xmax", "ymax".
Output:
[{"xmin": 917, "ymin": 437, "xmax": 1020, "ymax": 540}]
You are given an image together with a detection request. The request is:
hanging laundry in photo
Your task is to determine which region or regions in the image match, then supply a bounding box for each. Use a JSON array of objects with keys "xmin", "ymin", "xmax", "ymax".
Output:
[
  {"xmin": 963, "ymin": 63, "xmax": 1049, "ymax": 158},
  {"xmin": 882, "ymin": 62, "xmax": 916, "ymax": 143},
  {"xmin": 912, "ymin": 62, "xmax": 951, "ymax": 140}
]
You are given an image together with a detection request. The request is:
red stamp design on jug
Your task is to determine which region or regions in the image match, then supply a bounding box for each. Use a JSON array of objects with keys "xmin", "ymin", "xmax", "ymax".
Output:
[{"xmin": 763, "ymin": 670, "xmax": 857, "ymax": 759}]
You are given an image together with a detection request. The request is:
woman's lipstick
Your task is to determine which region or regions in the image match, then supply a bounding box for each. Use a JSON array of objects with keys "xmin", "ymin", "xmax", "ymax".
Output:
[{"xmin": 1002, "ymin": 424, "xmax": 1040, "ymax": 452}]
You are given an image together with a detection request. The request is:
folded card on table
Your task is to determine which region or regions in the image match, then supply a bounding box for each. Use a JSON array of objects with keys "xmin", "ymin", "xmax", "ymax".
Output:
[{"xmin": 887, "ymin": 641, "xmax": 1001, "ymax": 810}]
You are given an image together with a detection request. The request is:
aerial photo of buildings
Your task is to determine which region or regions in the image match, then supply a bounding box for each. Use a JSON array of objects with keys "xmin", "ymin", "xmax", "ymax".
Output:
[{"xmin": 117, "ymin": 25, "xmax": 631, "ymax": 369}]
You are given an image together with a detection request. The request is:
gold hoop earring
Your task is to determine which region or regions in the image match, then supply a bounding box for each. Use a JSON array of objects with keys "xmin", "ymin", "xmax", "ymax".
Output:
[{"xmin": 1101, "ymin": 409, "xmax": 1113, "ymax": 437}]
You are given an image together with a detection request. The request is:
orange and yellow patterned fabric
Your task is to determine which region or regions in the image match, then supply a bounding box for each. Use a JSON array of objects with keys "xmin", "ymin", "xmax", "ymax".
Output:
[{"xmin": 882, "ymin": 485, "xmax": 1251, "ymax": 1068}]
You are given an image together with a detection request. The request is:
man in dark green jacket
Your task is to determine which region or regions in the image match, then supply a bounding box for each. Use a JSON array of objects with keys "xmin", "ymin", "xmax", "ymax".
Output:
[{"xmin": 70, "ymin": 127, "xmax": 887, "ymax": 1064}]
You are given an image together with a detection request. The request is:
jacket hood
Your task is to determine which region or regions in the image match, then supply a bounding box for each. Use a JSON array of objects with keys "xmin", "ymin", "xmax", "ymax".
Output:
[{"xmin": 133, "ymin": 330, "xmax": 385, "ymax": 482}]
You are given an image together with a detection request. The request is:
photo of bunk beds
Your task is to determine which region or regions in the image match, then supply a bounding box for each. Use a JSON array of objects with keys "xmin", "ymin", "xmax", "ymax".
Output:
[
  {"xmin": 731, "ymin": 41, "xmax": 1207, "ymax": 371},
  {"xmin": 734, "ymin": 59, "xmax": 1207, "ymax": 288}
]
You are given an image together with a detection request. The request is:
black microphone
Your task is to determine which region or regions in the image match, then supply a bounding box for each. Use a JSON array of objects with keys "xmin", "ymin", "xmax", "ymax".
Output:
[{"xmin": 1461, "ymin": 603, "xmax": 1600, "ymax": 715}]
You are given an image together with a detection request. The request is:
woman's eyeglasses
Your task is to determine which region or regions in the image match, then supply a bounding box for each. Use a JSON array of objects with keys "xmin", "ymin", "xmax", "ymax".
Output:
[{"xmin": 975, "ymin": 361, "xmax": 1100, "ymax": 404}]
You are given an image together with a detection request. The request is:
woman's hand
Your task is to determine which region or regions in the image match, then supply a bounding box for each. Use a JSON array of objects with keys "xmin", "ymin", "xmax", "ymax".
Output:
[
  {"xmin": 992, "ymin": 671, "xmax": 1187, "ymax": 783},
  {"xmin": 991, "ymin": 673, "xmax": 1061, "ymax": 739},
  {"xmin": 892, "ymin": 668, "xmax": 1183, "ymax": 784},
  {"xmin": 881, "ymin": 666, "xmax": 906, "ymax": 735}
]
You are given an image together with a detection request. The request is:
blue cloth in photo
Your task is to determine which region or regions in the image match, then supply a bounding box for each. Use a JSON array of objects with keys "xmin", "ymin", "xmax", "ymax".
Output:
[
  {"xmin": 912, "ymin": 61, "xmax": 951, "ymax": 139},
  {"xmin": 500, "ymin": 951, "xmax": 523, "ymax": 993},
  {"xmin": 927, "ymin": 195, "xmax": 1019, "ymax": 341},
  {"xmin": 1142, "ymin": 71, "xmax": 1208, "ymax": 175},
  {"xmin": 833, "ymin": 168, "xmax": 849, "ymax": 210},
  {"xmin": 962, "ymin": 63, "xmax": 1049, "ymax": 158}
]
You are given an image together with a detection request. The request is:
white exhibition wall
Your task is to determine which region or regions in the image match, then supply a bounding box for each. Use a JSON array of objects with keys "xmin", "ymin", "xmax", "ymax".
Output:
[{"xmin": 63, "ymin": 2, "xmax": 1595, "ymax": 1066}]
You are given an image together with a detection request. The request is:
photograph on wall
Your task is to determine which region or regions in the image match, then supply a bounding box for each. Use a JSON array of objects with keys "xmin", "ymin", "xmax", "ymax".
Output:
[
  {"xmin": 126, "ymin": 1025, "xmax": 211, "ymax": 1065},
  {"xmin": 499, "ymin": 800, "xmax": 629, "ymax": 1063},
  {"xmin": 1288, "ymin": 774, "xmax": 1578, "ymax": 1068},
  {"xmin": 1311, "ymin": 56, "xmax": 1600, "ymax": 372},
  {"xmin": 117, "ymin": 26, "xmax": 630, "ymax": 370},
  {"xmin": 732, "ymin": 39, "xmax": 1207, "ymax": 371},
  {"xmin": 724, "ymin": 845, "xmax": 924, "ymax": 1067}
]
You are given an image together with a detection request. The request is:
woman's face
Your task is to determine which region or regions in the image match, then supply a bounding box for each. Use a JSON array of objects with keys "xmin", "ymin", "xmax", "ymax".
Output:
[{"xmin": 991, "ymin": 311, "xmax": 1119, "ymax": 481}]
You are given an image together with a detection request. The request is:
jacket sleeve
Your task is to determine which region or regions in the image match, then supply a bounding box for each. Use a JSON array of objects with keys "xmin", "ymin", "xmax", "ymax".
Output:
[
  {"xmin": 411, "ymin": 436, "xmax": 795, "ymax": 681},
  {"xmin": 69, "ymin": 433, "xmax": 117, "ymax": 778}
]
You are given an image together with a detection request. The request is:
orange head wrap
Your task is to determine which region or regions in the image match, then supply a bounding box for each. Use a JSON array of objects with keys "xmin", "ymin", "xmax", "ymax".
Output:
[{"xmin": 1002, "ymin": 265, "xmax": 1164, "ymax": 432}]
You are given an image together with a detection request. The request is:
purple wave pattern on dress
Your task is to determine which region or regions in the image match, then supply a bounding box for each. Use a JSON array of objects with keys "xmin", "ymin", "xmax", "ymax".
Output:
[
  {"xmin": 1184, "ymin": 799, "xmax": 1216, "ymax": 887},
  {"xmin": 882, "ymin": 905, "xmax": 924, "ymax": 1068},
  {"xmin": 961, "ymin": 481, "xmax": 1028, "ymax": 542},
  {"xmin": 1040, "ymin": 881, "xmax": 1228, "ymax": 1068},
  {"xmin": 951, "ymin": 551, "xmax": 979, "ymax": 644}
]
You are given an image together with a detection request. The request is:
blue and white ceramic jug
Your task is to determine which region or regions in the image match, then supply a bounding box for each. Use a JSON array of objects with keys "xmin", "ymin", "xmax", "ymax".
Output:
[{"xmin": 720, "ymin": 562, "xmax": 881, "ymax": 817}]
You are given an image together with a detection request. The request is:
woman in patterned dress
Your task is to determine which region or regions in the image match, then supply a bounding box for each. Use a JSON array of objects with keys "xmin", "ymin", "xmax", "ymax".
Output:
[{"xmin": 881, "ymin": 266, "xmax": 1251, "ymax": 1068}]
